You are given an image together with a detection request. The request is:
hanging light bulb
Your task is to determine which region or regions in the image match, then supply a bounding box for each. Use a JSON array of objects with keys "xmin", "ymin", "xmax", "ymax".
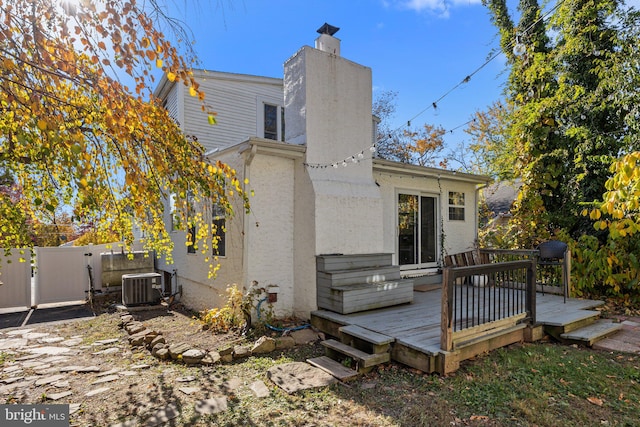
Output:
[
  {"xmin": 513, "ymin": 33, "xmax": 526, "ymax": 56},
  {"xmin": 370, "ymin": 145, "xmax": 376, "ymax": 153},
  {"xmin": 332, "ymin": 163, "xmax": 338, "ymax": 169},
  {"xmin": 357, "ymin": 152, "xmax": 364, "ymax": 159},
  {"xmin": 342, "ymin": 160, "xmax": 348, "ymax": 167}
]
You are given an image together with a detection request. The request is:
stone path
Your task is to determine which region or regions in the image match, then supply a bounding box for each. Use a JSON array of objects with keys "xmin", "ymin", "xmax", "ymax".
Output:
[
  {"xmin": 0, "ymin": 320, "xmax": 331, "ymax": 426},
  {"xmin": 593, "ymin": 316, "xmax": 640, "ymax": 354}
]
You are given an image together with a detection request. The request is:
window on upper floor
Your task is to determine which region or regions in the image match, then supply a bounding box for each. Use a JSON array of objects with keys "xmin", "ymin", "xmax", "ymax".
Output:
[{"xmin": 258, "ymin": 99, "xmax": 285, "ymax": 141}]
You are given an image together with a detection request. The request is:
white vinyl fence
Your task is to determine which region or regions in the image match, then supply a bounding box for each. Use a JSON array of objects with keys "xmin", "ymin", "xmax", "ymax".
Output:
[
  {"xmin": 0, "ymin": 243, "xmax": 145, "ymax": 311},
  {"xmin": 0, "ymin": 249, "xmax": 32, "ymax": 311}
]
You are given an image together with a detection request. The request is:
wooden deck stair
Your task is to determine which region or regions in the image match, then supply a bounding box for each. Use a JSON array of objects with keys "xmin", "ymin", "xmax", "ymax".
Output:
[
  {"xmin": 308, "ymin": 324, "xmax": 394, "ymax": 380},
  {"xmin": 539, "ymin": 309, "xmax": 623, "ymax": 346}
]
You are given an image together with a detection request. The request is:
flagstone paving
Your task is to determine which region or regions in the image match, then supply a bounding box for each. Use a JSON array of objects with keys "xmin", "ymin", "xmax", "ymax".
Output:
[{"xmin": 0, "ymin": 318, "xmax": 330, "ymax": 425}]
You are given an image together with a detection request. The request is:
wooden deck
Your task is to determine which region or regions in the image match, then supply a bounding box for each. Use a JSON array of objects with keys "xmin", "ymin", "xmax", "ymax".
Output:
[{"xmin": 310, "ymin": 288, "xmax": 604, "ymax": 374}]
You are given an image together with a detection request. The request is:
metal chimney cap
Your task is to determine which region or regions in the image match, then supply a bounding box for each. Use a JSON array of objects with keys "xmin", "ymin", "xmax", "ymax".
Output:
[{"xmin": 317, "ymin": 23, "xmax": 339, "ymax": 36}]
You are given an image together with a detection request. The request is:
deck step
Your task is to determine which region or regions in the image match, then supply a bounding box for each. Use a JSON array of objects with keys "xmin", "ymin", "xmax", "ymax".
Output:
[
  {"xmin": 339, "ymin": 325, "xmax": 394, "ymax": 346},
  {"xmin": 539, "ymin": 309, "xmax": 601, "ymax": 328},
  {"xmin": 339, "ymin": 324, "xmax": 394, "ymax": 355},
  {"xmin": 560, "ymin": 319, "xmax": 623, "ymax": 346},
  {"xmin": 321, "ymin": 339, "xmax": 390, "ymax": 370},
  {"xmin": 541, "ymin": 310, "xmax": 602, "ymax": 341},
  {"xmin": 307, "ymin": 356, "xmax": 361, "ymax": 382}
]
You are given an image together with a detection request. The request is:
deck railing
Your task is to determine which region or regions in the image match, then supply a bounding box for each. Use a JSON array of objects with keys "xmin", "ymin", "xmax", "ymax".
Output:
[{"xmin": 440, "ymin": 259, "xmax": 537, "ymax": 352}]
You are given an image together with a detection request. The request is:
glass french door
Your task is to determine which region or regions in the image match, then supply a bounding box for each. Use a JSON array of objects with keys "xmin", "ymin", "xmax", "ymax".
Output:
[{"xmin": 398, "ymin": 193, "xmax": 437, "ymax": 267}]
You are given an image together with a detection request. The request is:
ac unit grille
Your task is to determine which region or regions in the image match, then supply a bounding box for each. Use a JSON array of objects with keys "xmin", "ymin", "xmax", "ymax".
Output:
[{"xmin": 122, "ymin": 273, "xmax": 162, "ymax": 306}]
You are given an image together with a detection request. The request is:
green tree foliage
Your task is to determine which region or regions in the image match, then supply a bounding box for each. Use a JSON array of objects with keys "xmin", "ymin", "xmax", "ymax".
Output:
[
  {"xmin": 0, "ymin": 0, "xmax": 248, "ymax": 273},
  {"xmin": 482, "ymin": 0, "xmax": 638, "ymax": 244},
  {"xmin": 481, "ymin": 0, "xmax": 640, "ymax": 300}
]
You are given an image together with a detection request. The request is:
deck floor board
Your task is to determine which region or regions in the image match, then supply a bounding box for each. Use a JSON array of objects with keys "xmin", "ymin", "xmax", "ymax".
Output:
[{"xmin": 312, "ymin": 287, "xmax": 604, "ymax": 358}]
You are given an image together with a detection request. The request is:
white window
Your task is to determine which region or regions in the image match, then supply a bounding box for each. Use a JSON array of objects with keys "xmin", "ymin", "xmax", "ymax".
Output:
[
  {"xmin": 257, "ymin": 97, "xmax": 285, "ymax": 141},
  {"xmin": 448, "ymin": 192, "xmax": 465, "ymax": 221}
]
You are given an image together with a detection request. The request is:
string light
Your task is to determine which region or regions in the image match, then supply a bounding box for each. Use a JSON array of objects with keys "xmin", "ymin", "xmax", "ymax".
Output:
[
  {"xmin": 372, "ymin": 0, "xmax": 567, "ymax": 152},
  {"xmin": 305, "ymin": 0, "xmax": 566, "ymax": 170},
  {"xmin": 304, "ymin": 144, "xmax": 377, "ymax": 169}
]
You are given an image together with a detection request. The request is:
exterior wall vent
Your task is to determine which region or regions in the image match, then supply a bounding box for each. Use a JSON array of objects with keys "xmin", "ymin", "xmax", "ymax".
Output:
[{"xmin": 122, "ymin": 273, "xmax": 162, "ymax": 306}]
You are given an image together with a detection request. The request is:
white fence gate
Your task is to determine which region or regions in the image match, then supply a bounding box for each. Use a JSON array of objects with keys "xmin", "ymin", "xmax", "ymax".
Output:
[
  {"xmin": 0, "ymin": 249, "xmax": 32, "ymax": 311},
  {"xmin": 0, "ymin": 243, "xmax": 142, "ymax": 311}
]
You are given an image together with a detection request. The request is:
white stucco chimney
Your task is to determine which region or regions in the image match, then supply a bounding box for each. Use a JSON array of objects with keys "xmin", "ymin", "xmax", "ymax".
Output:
[
  {"xmin": 283, "ymin": 25, "xmax": 384, "ymax": 256},
  {"xmin": 315, "ymin": 23, "xmax": 341, "ymax": 56}
]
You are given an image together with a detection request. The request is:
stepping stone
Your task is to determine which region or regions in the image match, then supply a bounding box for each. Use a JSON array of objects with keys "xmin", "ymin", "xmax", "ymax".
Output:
[
  {"xmin": 15, "ymin": 354, "xmax": 41, "ymax": 361},
  {"xmin": 111, "ymin": 421, "xmax": 137, "ymax": 427},
  {"xmin": 6, "ymin": 329, "xmax": 33, "ymax": 335},
  {"xmin": 22, "ymin": 332, "xmax": 50, "ymax": 340},
  {"xmin": 250, "ymin": 380, "xmax": 270, "ymax": 398},
  {"xmin": 46, "ymin": 390, "xmax": 73, "ymax": 401},
  {"xmin": 26, "ymin": 346, "xmax": 73, "ymax": 355},
  {"xmin": 22, "ymin": 361, "xmax": 49, "ymax": 369},
  {"xmin": 195, "ymin": 397, "xmax": 228, "ymax": 415},
  {"xmin": 266, "ymin": 362, "xmax": 337, "ymax": 394},
  {"xmin": 1, "ymin": 376, "xmax": 25, "ymax": 384},
  {"xmin": 0, "ymin": 338, "xmax": 29, "ymax": 350},
  {"xmin": 130, "ymin": 364, "xmax": 150, "ymax": 370},
  {"xmin": 92, "ymin": 347, "xmax": 120, "ymax": 355},
  {"xmin": 3, "ymin": 365, "xmax": 23, "ymax": 374},
  {"xmin": 86, "ymin": 386, "xmax": 111, "ymax": 397},
  {"xmin": 119, "ymin": 371, "xmax": 138, "ymax": 377},
  {"xmin": 35, "ymin": 367, "xmax": 60, "ymax": 375},
  {"xmin": 97, "ymin": 368, "xmax": 120, "ymax": 377},
  {"xmin": 52, "ymin": 380, "xmax": 70, "ymax": 388},
  {"xmin": 92, "ymin": 374, "xmax": 119, "ymax": 385},
  {"xmin": 0, "ymin": 380, "xmax": 35, "ymax": 394},
  {"xmin": 77, "ymin": 366, "xmax": 102, "ymax": 373},
  {"xmin": 178, "ymin": 386, "xmax": 199, "ymax": 395},
  {"xmin": 35, "ymin": 374, "xmax": 66, "ymax": 386},
  {"xmin": 40, "ymin": 337, "xmax": 65, "ymax": 344},
  {"xmin": 92, "ymin": 338, "xmax": 120, "ymax": 346},
  {"xmin": 40, "ymin": 356, "xmax": 70, "ymax": 364},
  {"xmin": 143, "ymin": 403, "xmax": 180, "ymax": 426},
  {"xmin": 61, "ymin": 338, "xmax": 83, "ymax": 347},
  {"xmin": 175, "ymin": 376, "xmax": 196, "ymax": 383},
  {"xmin": 69, "ymin": 404, "xmax": 81, "ymax": 415},
  {"xmin": 59, "ymin": 365, "xmax": 101, "ymax": 373}
]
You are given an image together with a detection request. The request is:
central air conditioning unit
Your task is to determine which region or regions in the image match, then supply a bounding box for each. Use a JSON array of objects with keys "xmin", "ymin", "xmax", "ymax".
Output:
[{"xmin": 122, "ymin": 273, "xmax": 162, "ymax": 306}]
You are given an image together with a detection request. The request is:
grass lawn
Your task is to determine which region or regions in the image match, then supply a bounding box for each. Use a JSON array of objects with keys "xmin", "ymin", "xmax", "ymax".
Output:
[{"xmin": 203, "ymin": 340, "xmax": 639, "ymax": 426}]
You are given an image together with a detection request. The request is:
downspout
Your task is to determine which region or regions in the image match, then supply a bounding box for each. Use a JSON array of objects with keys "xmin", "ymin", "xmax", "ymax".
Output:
[{"xmin": 242, "ymin": 143, "xmax": 258, "ymax": 291}]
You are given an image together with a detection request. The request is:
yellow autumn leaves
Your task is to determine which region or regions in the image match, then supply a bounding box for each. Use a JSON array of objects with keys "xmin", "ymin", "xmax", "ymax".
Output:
[
  {"xmin": 0, "ymin": 0, "xmax": 249, "ymax": 278},
  {"xmin": 583, "ymin": 152, "xmax": 640, "ymax": 238}
]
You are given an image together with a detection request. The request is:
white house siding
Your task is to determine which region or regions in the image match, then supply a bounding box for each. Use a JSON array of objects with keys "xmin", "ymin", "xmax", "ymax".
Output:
[
  {"xmin": 244, "ymin": 153, "xmax": 296, "ymax": 317},
  {"xmin": 182, "ymin": 71, "xmax": 283, "ymax": 153},
  {"xmin": 162, "ymin": 82, "xmax": 183, "ymax": 127},
  {"xmin": 374, "ymin": 167, "xmax": 486, "ymax": 266}
]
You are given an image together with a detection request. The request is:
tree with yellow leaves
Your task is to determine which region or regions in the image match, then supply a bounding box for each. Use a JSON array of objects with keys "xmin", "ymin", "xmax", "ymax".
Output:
[{"xmin": 0, "ymin": 0, "xmax": 248, "ymax": 270}]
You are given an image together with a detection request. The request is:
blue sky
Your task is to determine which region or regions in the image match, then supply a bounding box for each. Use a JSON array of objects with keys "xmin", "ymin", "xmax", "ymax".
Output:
[
  {"xmin": 163, "ymin": 0, "xmax": 638, "ymax": 152},
  {"xmin": 164, "ymin": 0, "xmax": 512, "ymax": 152}
]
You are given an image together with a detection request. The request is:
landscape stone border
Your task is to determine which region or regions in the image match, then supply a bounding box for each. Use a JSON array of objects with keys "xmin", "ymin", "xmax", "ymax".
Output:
[{"xmin": 118, "ymin": 311, "xmax": 324, "ymax": 366}]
